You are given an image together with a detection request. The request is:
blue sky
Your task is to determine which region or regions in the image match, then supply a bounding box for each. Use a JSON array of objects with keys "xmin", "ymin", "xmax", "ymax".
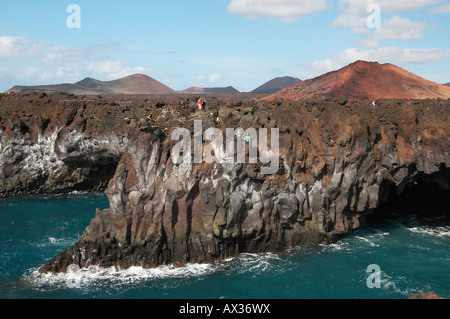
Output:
[{"xmin": 0, "ymin": 0, "xmax": 449, "ymax": 92}]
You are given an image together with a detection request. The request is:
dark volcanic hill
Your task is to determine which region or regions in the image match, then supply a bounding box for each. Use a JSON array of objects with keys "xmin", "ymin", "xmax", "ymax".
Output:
[
  {"xmin": 179, "ymin": 86, "xmax": 240, "ymax": 94},
  {"xmin": 252, "ymin": 76, "xmax": 302, "ymax": 93},
  {"xmin": 444, "ymin": 83, "xmax": 450, "ymax": 87},
  {"xmin": 7, "ymin": 74, "xmax": 176, "ymax": 95},
  {"xmin": 266, "ymin": 61, "xmax": 450, "ymax": 100}
]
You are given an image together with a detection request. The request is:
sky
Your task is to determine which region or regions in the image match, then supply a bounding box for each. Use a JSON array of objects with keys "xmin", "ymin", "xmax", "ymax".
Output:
[{"xmin": 0, "ymin": 0, "xmax": 449, "ymax": 92}]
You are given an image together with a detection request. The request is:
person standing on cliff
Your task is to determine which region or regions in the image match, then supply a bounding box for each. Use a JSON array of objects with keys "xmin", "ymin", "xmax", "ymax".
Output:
[{"xmin": 198, "ymin": 98, "xmax": 203, "ymax": 110}]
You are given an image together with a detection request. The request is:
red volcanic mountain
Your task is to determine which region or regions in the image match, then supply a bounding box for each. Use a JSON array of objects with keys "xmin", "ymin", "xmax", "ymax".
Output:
[
  {"xmin": 179, "ymin": 86, "xmax": 240, "ymax": 94},
  {"xmin": 8, "ymin": 74, "xmax": 176, "ymax": 95},
  {"xmin": 75, "ymin": 74, "xmax": 176, "ymax": 95},
  {"xmin": 266, "ymin": 61, "xmax": 450, "ymax": 100}
]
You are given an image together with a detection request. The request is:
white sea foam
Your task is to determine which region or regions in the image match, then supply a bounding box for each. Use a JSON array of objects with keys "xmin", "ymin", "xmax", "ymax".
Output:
[
  {"xmin": 26, "ymin": 252, "xmax": 284, "ymax": 289},
  {"xmin": 36, "ymin": 236, "xmax": 75, "ymax": 248},
  {"xmin": 28, "ymin": 262, "xmax": 221, "ymax": 289},
  {"xmin": 69, "ymin": 190, "xmax": 88, "ymax": 195},
  {"xmin": 406, "ymin": 226, "xmax": 450, "ymax": 238},
  {"xmin": 235, "ymin": 253, "xmax": 281, "ymax": 274},
  {"xmin": 354, "ymin": 232, "xmax": 390, "ymax": 247},
  {"xmin": 319, "ymin": 241, "xmax": 351, "ymax": 252},
  {"xmin": 355, "ymin": 236, "xmax": 379, "ymax": 247},
  {"xmin": 379, "ymin": 271, "xmax": 427, "ymax": 297},
  {"xmin": 239, "ymin": 252, "xmax": 281, "ymax": 260}
]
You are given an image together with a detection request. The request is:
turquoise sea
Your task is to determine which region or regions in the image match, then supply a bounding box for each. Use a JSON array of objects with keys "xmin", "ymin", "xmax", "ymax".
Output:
[{"xmin": 0, "ymin": 193, "xmax": 448, "ymax": 299}]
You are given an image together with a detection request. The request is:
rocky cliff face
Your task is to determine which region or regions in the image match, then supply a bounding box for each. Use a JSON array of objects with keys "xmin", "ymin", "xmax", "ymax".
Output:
[
  {"xmin": 31, "ymin": 95, "xmax": 450, "ymax": 273},
  {"xmin": 0, "ymin": 92, "xmax": 189, "ymax": 197},
  {"xmin": 0, "ymin": 93, "xmax": 131, "ymax": 197}
]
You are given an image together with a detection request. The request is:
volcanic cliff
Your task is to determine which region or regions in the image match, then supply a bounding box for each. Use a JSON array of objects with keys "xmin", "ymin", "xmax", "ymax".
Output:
[{"xmin": 0, "ymin": 92, "xmax": 441, "ymax": 273}]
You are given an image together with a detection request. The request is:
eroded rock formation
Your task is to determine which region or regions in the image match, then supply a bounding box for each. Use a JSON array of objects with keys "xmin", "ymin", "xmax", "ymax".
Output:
[
  {"xmin": 27, "ymin": 95, "xmax": 449, "ymax": 273},
  {"xmin": 0, "ymin": 93, "xmax": 133, "ymax": 196}
]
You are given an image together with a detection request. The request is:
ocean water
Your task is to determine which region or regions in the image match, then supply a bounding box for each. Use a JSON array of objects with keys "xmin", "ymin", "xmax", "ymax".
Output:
[{"xmin": 0, "ymin": 193, "xmax": 448, "ymax": 299}]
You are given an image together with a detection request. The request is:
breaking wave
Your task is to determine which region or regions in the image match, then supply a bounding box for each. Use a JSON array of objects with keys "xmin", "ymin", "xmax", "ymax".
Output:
[
  {"xmin": 27, "ymin": 263, "xmax": 221, "ymax": 290},
  {"xmin": 406, "ymin": 225, "xmax": 450, "ymax": 238},
  {"xmin": 24, "ymin": 252, "xmax": 284, "ymax": 291}
]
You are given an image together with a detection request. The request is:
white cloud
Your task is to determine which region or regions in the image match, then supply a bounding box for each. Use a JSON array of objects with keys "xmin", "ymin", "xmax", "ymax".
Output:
[
  {"xmin": 331, "ymin": 1, "xmax": 439, "ymax": 48},
  {"xmin": 334, "ymin": 0, "xmax": 442, "ymax": 15},
  {"xmin": 86, "ymin": 60, "xmax": 147, "ymax": 79},
  {"xmin": 227, "ymin": 0, "xmax": 331, "ymax": 22},
  {"xmin": 0, "ymin": 66, "xmax": 69, "ymax": 88},
  {"xmin": 299, "ymin": 47, "xmax": 450, "ymax": 79},
  {"xmin": 361, "ymin": 16, "xmax": 430, "ymax": 48},
  {"xmin": 0, "ymin": 36, "xmax": 76, "ymax": 65},
  {"xmin": 194, "ymin": 73, "xmax": 223, "ymax": 85},
  {"xmin": 0, "ymin": 36, "xmax": 41, "ymax": 59},
  {"xmin": 208, "ymin": 73, "xmax": 222, "ymax": 83},
  {"xmin": 332, "ymin": 13, "xmax": 367, "ymax": 32},
  {"xmin": 332, "ymin": 0, "xmax": 443, "ymax": 27},
  {"xmin": 429, "ymin": 1, "xmax": 450, "ymax": 13},
  {"xmin": 0, "ymin": 36, "xmax": 150, "ymax": 88},
  {"xmin": 196, "ymin": 74, "xmax": 205, "ymax": 81}
]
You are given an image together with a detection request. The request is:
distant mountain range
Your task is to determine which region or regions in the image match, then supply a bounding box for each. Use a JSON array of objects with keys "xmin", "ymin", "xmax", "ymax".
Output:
[
  {"xmin": 6, "ymin": 73, "xmax": 304, "ymax": 96},
  {"xmin": 179, "ymin": 86, "xmax": 240, "ymax": 94},
  {"xmin": 266, "ymin": 61, "xmax": 450, "ymax": 100},
  {"xmin": 251, "ymin": 76, "xmax": 302, "ymax": 93},
  {"xmin": 6, "ymin": 63, "xmax": 450, "ymax": 99},
  {"xmin": 7, "ymin": 74, "xmax": 176, "ymax": 95}
]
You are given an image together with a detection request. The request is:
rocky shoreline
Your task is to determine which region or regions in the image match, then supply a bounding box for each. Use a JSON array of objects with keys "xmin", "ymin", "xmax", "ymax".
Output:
[{"xmin": 1, "ymin": 92, "xmax": 448, "ymax": 273}]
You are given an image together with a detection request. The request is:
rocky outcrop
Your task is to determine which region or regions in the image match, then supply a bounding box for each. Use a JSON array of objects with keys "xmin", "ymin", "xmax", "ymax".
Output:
[
  {"xmin": 408, "ymin": 292, "xmax": 446, "ymax": 299},
  {"xmin": 37, "ymin": 96, "xmax": 450, "ymax": 273}
]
